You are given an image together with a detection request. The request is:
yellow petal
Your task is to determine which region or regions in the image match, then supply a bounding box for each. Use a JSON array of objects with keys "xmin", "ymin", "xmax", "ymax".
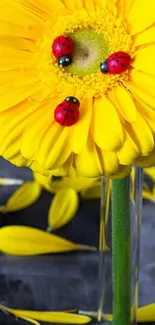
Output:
[
  {"xmin": 13, "ymin": 0, "xmax": 49, "ymax": 21},
  {"xmin": 30, "ymin": 0, "xmax": 67, "ymax": 15},
  {"xmin": 87, "ymin": 303, "xmax": 155, "ymax": 322},
  {"xmin": 137, "ymin": 304, "xmax": 155, "ymax": 322},
  {"xmin": 124, "ymin": 71, "xmax": 155, "ymax": 109},
  {"xmin": 117, "ymin": 131, "xmax": 140, "ymax": 164},
  {"xmin": 0, "ymin": 305, "xmax": 91, "ymax": 324},
  {"xmin": 0, "ymin": 99, "xmax": 41, "ymax": 129},
  {"xmin": 144, "ymin": 167, "xmax": 155, "ymax": 181},
  {"xmin": 82, "ymin": 0, "xmax": 95, "ymax": 10},
  {"xmin": 15, "ymin": 0, "xmax": 68, "ymax": 24},
  {"xmin": 0, "ymin": 226, "xmax": 92, "ymax": 255},
  {"xmin": 0, "ymin": 70, "xmax": 39, "ymax": 90},
  {"xmin": 0, "ymin": 126, "xmax": 21, "ymax": 156},
  {"xmin": 116, "ymin": 0, "xmax": 134, "ymax": 18},
  {"xmin": 127, "ymin": 0, "xmax": 155, "ymax": 34},
  {"xmin": 81, "ymin": 182, "xmax": 101, "ymax": 199},
  {"xmin": 133, "ymin": 26, "xmax": 155, "ymax": 47},
  {"xmin": 34, "ymin": 173, "xmax": 53, "ymax": 192},
  {"xmin": 93, "ymin": 0, "xmax": 107, "ymax": 8},
  {"xmin": 130, "ymin": 70, "xmax": 155, "ymax": 95},
  {"xmin": 21, "ymin": 101, "xmax": 54, "ymax": 160},
  {"xmin": 3, "ymin": 144, "xmax": 28, "ymax": 167},
  {"xmin": 61, "ymin": 0, "xmax": 84, "ymax": 10},
  {"xmin": 112, "ymin": 85, "xmax": 136, "ymax": 122},
  {"xmin": 0, "ymin": 82, "xmax": 39, "ymax": 111},
  {"xmin": 136, "ymin": 148, "xmax": 155, "ymax": 167},
  {"xmin": 21, "ymin": 318, "xmax": 41, "ymax": 325},
  {"xmin": 0, "ymin": 0, "xmax": 43, "ymax": 27},
  {"xmin": 36, "ymin": 122, "xmax": 71, "ymax": 170},
  {"xmin": 0, "ymin": 35, "xmax": 36, "ymax": 52},
  {"xmin": 98, "ymin": 150, "xmax": 120, "ymax": 176},
  {"xmin": 91, "ymin": 96, "xmax": 124, "ymax": 151},
  {"xmin": 41, "ymin": 175, "xmax": 97, "ymax": 194},
  {"xmin": 116, "ymin": 0, "xmax": 124, "ymax": 16},
  {"xmin": 110, "ymin": 165, "xmax": 132, "ymax": 179},
  {"xmin": 0, "ymin": 45, "xmax": 36, "ymax": 71},
  {"xmin": 35, "ymin": 167, "xmax": 99, "ymax": 193},
  {"xmin": 0, "ymin": 100, "xmax": 50, "ymax": 155},
  {"xmin": 2, "ymin": 181, "xmax": 41, "ymax": 213},
  {"xmin": 142, "ymin": 189, "xmax": 155, "ymax": 202},
  {"xmin": 124, "ymin": 110, "xmax": 154, "ymax": 156},
  {"xmin": 71, "ymin": 99, "xmax": 92, "ymax": 154},
  {"xmin": 0, "ymin": 21, "xmax": 39, "ymax": 40},
  {"xmin": 75, "ymin": 135, "xmax": 103, "ymax": 177},
  {"xmin": 122, "ymin": 0, "xmax": 134, "ymax": 17},
  {"xmin": 135, "ymin": 99, "xmax": 155, "ymax": 136},
  {"xmin": 28, "ymin": 161, "xmax": 52, "ymax": 177},
  {"xmin": 132, "ymin": 45, "xmax": 155, "ymax": 76},
  {"xmin": 51, "ymin": 155, "xmax": 73, "ymax": 177},
  {"xmin": 48, "ymin": 188, "xmax": 79, "ymax": 230}
]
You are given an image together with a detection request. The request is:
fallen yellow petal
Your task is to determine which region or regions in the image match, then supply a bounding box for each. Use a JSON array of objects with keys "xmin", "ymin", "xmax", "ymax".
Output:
[
  {"xmin": 137, "ymin": 304, "xmax": 155, "ymax": 322},
  {"xmin": 142, "ymin": 190, "xmax": 155, "ymax": 203},
  {"xmin": 0, "ymin": 226, "xmax": 95, "ymax": 255},
  {"xmin": 21, "ymin": 318, "xmax": 41, "ymax": 325},
  {"xmin": 48, "ymin": 188, "xmax": 79, "ymax": 230},
  {"xmin": 80, "ymin": 303, "xmax": 155, "ymax": 322},
  {"xmin": 2, "ymin": 181, "xmax": 42, "ymax": 213},
  {"xmin": 0, "ymin": 305, "xmax": 91, "ymax": 324}
]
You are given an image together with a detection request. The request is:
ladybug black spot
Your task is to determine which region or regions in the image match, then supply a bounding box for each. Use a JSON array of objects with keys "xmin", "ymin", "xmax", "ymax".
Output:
[
  {"xmin": 67, "ymin": 46, "xmax": 70, "ymax": 49},
  {"xmin": 70, "ymin": 109, "xmax": 74, "ymax": 113},
  {"xmin": 62, "ymin": 42, "xmax": 65, "ymax": 46},
  {"xmin": 63, "ymin": 108, "xmax": 67, "ymax": 111},
  {"xmin": 112, "ymin": 65, "xmax": 116, "ymax": 68},
  {"xmin": 121, "ymin": 63, "xmax": 125, "ymax": 67},
  {"xmin": 115, "ymin": 59, "xmax": 119, "ymax": 63}
]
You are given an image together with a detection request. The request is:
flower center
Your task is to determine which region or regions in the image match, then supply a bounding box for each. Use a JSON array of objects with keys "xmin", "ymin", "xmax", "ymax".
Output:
[
  {"xmin": 66, "ymin": 28, "xmax": 109, "ymax": 78},
  {"xmin": 37, "ymin": 6, "xmax": 133, "ymax": 100}
]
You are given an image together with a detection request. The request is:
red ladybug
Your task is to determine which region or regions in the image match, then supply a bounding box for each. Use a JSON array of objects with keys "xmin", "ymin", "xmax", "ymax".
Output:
[
  {"xmin": 52, "ymin": 36, "xmax": 74, "ymax": 67},
  {"xmin": 100, "ymin": 51, "xmax": 131, "ymax": 74},
  {"xmin": 54, "ymin": 97, "xmax": 80, "ymax": 127}
]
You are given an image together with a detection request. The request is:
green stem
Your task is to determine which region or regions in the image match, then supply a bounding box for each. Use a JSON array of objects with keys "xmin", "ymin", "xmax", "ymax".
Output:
[{"xmin": 112, "ymin": 176, "xmax": 131, "ymax": 325}]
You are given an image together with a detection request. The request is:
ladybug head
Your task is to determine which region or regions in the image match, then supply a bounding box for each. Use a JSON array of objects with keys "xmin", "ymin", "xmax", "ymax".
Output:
[
  {"xmin": 100, "ymin": 60, "xmax": 108, "ymax": 74},
  {"xmin": 58, "ymin": 55, "xmax": 72, "ymax": 67},
  {"xmin": 65, "ymin": 97, "xmax": 80, "ymax": 107}
]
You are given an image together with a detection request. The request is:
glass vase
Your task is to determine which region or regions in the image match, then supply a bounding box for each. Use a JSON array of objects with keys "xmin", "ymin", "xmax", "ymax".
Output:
[{"xmin": 97, "ymin": 168, "xmax": 143, "ymax": 325}]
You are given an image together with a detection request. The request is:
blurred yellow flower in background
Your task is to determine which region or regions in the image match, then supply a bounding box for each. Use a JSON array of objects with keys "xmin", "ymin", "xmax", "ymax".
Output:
[
  {"xmin": 0, "ymin": 167, "xmax": 155, "ymax": 216},
  {"xmin": 34, "ymin": 169, "xmax": 98, "ymax": 193},
  {"xmin": 0, "ymin": 0, "xmax": 155, "ymax": 177}
]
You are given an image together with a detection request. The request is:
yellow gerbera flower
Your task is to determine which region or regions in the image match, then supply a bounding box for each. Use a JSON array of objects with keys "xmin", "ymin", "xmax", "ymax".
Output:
[{"xmin": 0, "ymin": 0, "xmax": 155, "ymax": 177}]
